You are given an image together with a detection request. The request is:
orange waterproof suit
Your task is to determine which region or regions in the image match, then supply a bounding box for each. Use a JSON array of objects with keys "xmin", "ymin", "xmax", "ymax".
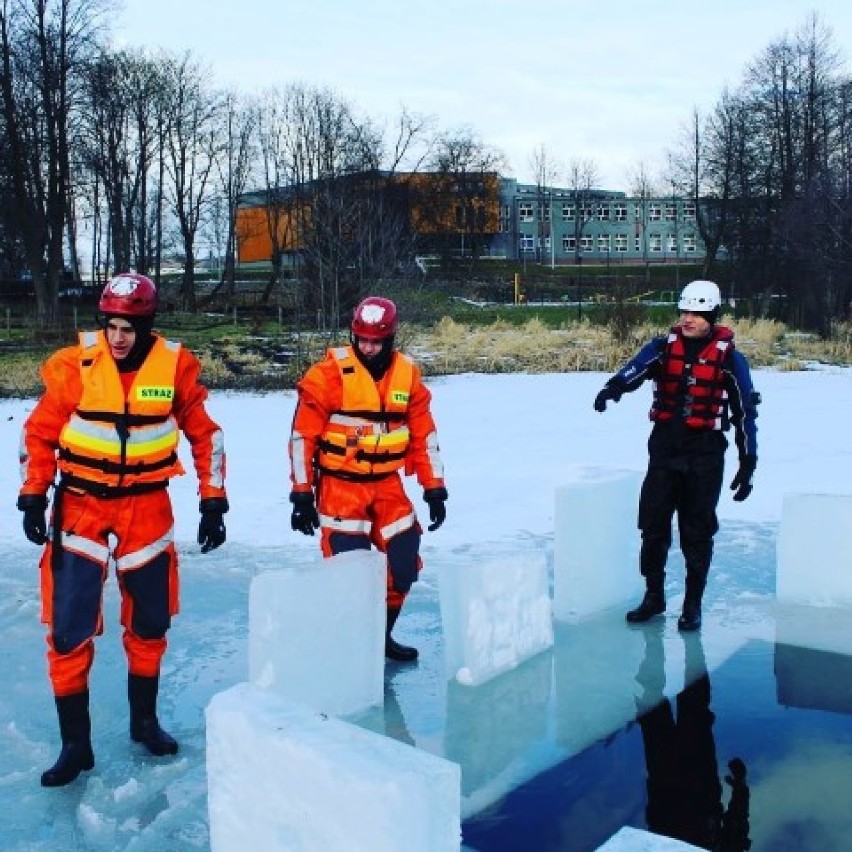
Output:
[
  {"xmin": 289, "ymin": 345, "xmax": 445, "ymax": 607},
  {"xmin": 19, "ymin": 331, "xmax": 226, "ymax": 696}
]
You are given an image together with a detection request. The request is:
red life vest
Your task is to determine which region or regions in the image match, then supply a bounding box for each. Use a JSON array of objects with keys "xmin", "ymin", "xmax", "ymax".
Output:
[{"xmin": 651, "ymin": 325, "xmax": 734, "ymax": 430}]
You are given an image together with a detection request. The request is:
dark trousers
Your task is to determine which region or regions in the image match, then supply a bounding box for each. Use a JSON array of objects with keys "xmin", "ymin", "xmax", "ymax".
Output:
[{"xmin": 637, "ymin": 426, "xmax": 726, "ymax": 597}]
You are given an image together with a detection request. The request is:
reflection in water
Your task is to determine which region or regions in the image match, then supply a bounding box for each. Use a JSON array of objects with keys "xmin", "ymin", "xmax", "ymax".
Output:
[
  {"xmin": 446, "ymin": 650, "xmax": 552, "ymax": 798},
  {"xmin": 635, "ymin": 626, "xmax": 751, "ymax": 851},
  {"xmin": 383, "ymin": 680, "xmax": 415, "ymax": 747}
]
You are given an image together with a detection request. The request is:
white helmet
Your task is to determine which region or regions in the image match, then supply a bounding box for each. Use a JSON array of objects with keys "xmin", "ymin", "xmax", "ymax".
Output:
[{"xmin": 678, "ymin": 280, "xmax": 721, "ymax": 312}]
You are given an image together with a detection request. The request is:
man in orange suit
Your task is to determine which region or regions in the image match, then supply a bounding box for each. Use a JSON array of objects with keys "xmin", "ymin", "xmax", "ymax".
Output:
[
  {"xmin": 289, "ymin": 296, "xmax": 447, "ymax": 662},
  {"xmin": 18, "ymin": 272, "xmax": 228, "ymax": 787}
]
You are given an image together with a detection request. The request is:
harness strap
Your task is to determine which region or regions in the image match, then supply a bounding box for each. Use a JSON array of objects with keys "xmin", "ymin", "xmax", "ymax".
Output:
[
  {"xmin": 59, "ymin": 474, "xmax": 169, "ymax": 500},
  {"xmin": 57, "ymin": 447, "xmax": 178, "ymax": 475}
]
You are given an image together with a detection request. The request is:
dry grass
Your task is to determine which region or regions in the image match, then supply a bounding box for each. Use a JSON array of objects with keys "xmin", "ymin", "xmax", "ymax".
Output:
[{"xmin": 1, "ymin": 315, "xmax": 849, "ymax": 398}]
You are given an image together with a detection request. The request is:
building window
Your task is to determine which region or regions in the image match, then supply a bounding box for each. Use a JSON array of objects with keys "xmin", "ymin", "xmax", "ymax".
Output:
[
  {"xmin": 520, "ymin": 234, "xmax": 535, "ymax": 252},
  {"xmin": 538, "ymin": 203, "xmax": 551, "ymax": 222},
  {"xmin": 596, "ymin": 204, "xmax": 609, "ymax": 221},
  {"xmin": 683, "ymin": 204, "xmax": 696, "ymax": 221},
  {"xmin": 634, "ymin": 205, "xmax": 643, "ymax": 222},
  {"xmin": 540, "ymin": 236, "xmax": 551, "ymax": 250},
  {"xmin": 665, "ymin": 203, "xmax": 677, "ymax": 221},
  {"xmin": 614, "ymin": 204, "xmax": 627, "ymax": 222},
  {"xmin": 598, "ymin": 234, "xmax": 611, "ymax": 252},
  {"xmin": 667, "ymin": 234, "xmax": 677, "ymax": 253},
  {"xmin": 683, "ymin": 234, "xmax": 697, "ymax": 252},
  {"xmin": 562, "ymin": 235, "xmax": 576, "ymax": 251},
  {"xmin": 634, "ymin": 235, "xmax": 642, "ymax": 252},
  {"xmin": 519, "ymin": 202, "xmax": 534, "ymax": 223},
  {"xmin": 614, "ymin": 234, "xmax": 628, "ymax": 252},
  {"xmin": 562, "ymin": 203, "xmax": 575, "ymax": 220},
  {"xmin": 649, "ymin": 204, "xmax": 662, "ymax": 222},
  {"xmin": 580, "ymin": 235, "xmax": 594, "ymax": 252},
  {"xmin": 649, "ymin": 234, "xmax": 662, "ymax": 252},
  {"xmin": 581, "ymin": 204, "xmax": 593, "ymax": 221}
]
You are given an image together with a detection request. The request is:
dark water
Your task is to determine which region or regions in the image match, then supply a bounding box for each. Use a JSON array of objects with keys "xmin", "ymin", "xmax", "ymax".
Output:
[{"xmin": 462, "ymin": 640, "xmax": 852, "ymax": 852}]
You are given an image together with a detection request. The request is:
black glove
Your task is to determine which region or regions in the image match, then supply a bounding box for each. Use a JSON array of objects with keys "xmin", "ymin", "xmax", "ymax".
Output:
[
  {"xmin": 290, "ymin": 491, "xmax": 320, "ymax": 536},
  {"xmin": 593, "ymin": 384, "xmax": 622, "ymax": 413},
  {"xmin": 730, "ymin": 456, "xmax": 757, "ymax": 502},
  {"xmin": 198, "ymin": 497, "xmax": 228, "ymax": 553},
  {"xmin": 423, "ymin": 487, "xmax": 448, "ymax": 532},
  {"xmin": 17, "ymin": 493, "xmax": 48, "ymax": 545}
]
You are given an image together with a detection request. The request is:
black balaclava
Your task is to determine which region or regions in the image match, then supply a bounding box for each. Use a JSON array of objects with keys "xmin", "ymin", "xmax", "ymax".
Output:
[
  {"xmin": 104, "ymin": 313, "xmax": 156, "ymax": 373},
  {"xmin": 693, "ymin": 307, "xmax": 719, "ymax": 327},
  {"xmin": 352, "ymin": 334, "xmax": 395, "ymax": 380}
]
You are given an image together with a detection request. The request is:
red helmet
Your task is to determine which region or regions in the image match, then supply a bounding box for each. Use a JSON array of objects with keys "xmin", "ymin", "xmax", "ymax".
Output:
[
  {"xmin": 351, "ymin": 297, "xmax": 398, "ymax": 340},
  {"xmin": 99, "ymin": 272, "xmax": 157, "ymax": 317}
]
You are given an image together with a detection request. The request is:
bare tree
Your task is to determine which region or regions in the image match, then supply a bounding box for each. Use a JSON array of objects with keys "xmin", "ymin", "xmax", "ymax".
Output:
[
  {"xmin": 426, "ymin": 126, "xmax": 506, "ymax": 265},
  {"xmin": 203, "ymin": 89, "xmax": 256, "ymax": 308},
  {"xmin": 529, "ymin": 143, "xmax": 562, "ymax": 266},
  {"xmin": 160, "ymin": 52, "xmax": 222, "ymax": 310},
  {"xmin": 565, "ymin": 157, "xmax": 600, "ymax": 268},
  {"xmin": 0, "ymin": 0, "xmax": 108, "ymax": 320}
]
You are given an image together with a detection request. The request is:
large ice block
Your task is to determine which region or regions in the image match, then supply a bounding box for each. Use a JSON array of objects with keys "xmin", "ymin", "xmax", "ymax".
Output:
[
  {"xmin": 439, "ymin": 549, "xmax": 553, "ymax": 687},
  {"xmin": 777, "ymin": 493, "xmax": 852, "ymax": 606},
  {"xmin": 249, "ymin": 550, "xmax": 386, "ymax": 717},
  {"xmin": 207, "ymin": 682, "xmax": 461, "ymax": 852},
  {"xmin": 553, "ymin": 467, "xmax": 643, "ymax": 621}
]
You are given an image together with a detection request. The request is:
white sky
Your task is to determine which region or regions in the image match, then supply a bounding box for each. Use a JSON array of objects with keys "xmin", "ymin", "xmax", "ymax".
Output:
[{"xmin": 112, "ymin": 1, "xmax": 852, "ymax": 191}]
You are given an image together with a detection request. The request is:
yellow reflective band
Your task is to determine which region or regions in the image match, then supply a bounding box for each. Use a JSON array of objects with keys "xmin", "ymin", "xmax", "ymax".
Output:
[
  {"xmin": 362, "ymin": 428, "xmax": 409, "ymax": 449},
  {"xmin": 136, "ymin": 386, "xmax": 175, "ymax": 401},
  {"xmin": 62, "ymin": 426, "xmax": 121, "ymax": 456},
  {"xmin": 62, "ymin": 426, "xmax": 178, "ymax": 459},
  {"xmin": 390, "ymin": 390, "xmax": 409, "ymax": 405},
  {"xmin": 125, "ymin": 432, "xmax": 179, "ymax": 458}
]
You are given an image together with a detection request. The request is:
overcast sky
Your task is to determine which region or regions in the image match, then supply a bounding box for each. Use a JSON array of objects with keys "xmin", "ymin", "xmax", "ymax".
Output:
[{"xmin": 113, "ymin": 1, "xmax": 852, "ymax": 191}]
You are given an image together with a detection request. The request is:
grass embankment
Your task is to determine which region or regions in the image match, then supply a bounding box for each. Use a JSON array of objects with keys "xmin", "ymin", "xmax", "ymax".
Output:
[{"xmin": 0, "ymin": 312, "xmax": 848, "ymax": 399}]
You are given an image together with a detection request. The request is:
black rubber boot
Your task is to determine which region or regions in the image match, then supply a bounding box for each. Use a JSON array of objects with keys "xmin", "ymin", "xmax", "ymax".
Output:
[
  {"xmin": 385, "ymin": 606, "xmax": 418, "ymax": 662},
  {"xmin": 41, "ymin": 691, "xmax": 95, "ymax": 787},
  {"xmin": 678, "ymin": 597, "xmax": 702, "ymax": 631},
  {"xmin": 626, "ymin": 590, "xmax": 666, "ymax": 624},
  {"xmin": 128, "ymin": 674, "xmax": 179, "ymax": 756}
]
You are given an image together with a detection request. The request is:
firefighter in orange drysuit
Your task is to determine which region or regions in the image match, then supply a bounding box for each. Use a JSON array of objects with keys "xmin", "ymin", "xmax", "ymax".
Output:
[
  {"xmin": 289, "ymin": 296, "xmax": 447, "ymax": 662},
  {"xmin": 17, "ymin": 272, "xmax": 228, "ymax": 788}
]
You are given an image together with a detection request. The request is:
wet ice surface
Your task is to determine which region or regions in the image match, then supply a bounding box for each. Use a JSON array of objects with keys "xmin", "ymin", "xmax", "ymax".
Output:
[{"xmin": 5, "ymin": 518, "xmax": 851, "ymax": 851}]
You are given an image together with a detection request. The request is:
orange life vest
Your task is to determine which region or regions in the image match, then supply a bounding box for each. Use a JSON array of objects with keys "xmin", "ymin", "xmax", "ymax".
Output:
[
  {"xmin": 57, "ymin": 331, "xmax": 186, "ymax": 491},
  {"xmin": 651, "ymin": 326, "xmax": 733, "ymax": 430},
  {"xmin": 317, "ymin": 346, "xmax": 414, "ymax": 480}
]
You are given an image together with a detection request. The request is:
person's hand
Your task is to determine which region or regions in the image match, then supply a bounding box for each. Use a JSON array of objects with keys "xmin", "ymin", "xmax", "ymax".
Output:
[
  {"xmin": 423, "ymin": 487, "xmax": 448, "ymax": 531},
  {"xmin": 290, "ymin": 491, "xmax": 320, "ymax": 536},
  {"xmin": 730, "ymin": 456, "xmax": 757, "ymax": 502},
  {"xmin": 198, "ymin": 497, "xmax": 228, "ymax": 553},
  {"xmin": 17, "ymin": 494, "xmax": 48, "ymax": 545},
  {"xmin": 593, "ymin": 384, "xmax": 622, "ymax": 413}
]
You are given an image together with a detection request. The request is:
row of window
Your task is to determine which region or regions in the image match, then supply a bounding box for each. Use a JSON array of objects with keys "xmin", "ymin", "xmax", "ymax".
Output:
[
  {"xmin": 518, "ymin": 234, "xmax": 699, "ymax": 253},
  {"xmin": 511, "ymin": 202, "xmax": 697, "ymax": 224}
]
